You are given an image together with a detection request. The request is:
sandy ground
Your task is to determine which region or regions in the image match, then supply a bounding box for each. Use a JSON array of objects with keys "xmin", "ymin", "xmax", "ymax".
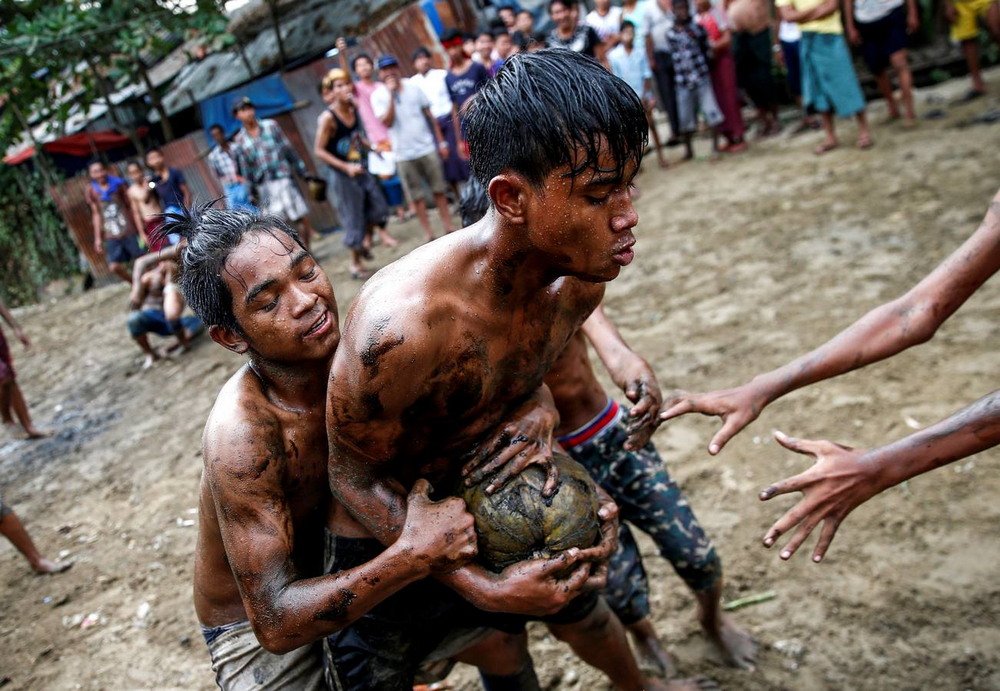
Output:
[{"xmin": 3, "ymin": 70, "xmax": 1000, "ymax": 691}]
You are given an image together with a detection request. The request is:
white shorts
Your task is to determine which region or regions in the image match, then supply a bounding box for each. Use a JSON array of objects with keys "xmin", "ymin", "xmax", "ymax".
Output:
[{"xmin": 259, "ymin": 177, "xmax": 309, "ymax": 223}]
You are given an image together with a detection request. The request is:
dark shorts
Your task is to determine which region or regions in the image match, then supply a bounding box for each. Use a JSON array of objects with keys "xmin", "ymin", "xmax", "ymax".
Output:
[
  {"xmin": 0, "ymin": 328, "xmax": 13, "ymax": 381},
  {"xmin": 781, "ymin": 39, "xmax": 803, "ymax": 97},
  {"xmin": 564, "ymin": 411, "xmax": 722, "ymax": 623},
  {"xmin": 857, "ymin": 4, "xmax": 909, "ymax": 74},
  {"xmin": 733, "ymin": 28, "xmax": 777, "ymax": 109},
  {"xmin": 322, "ymin": 532, "xmax": 598, "ymax": 691},
  {"xmin": 127, "ymin": 309, "xmax": 202, "ymax": 339},
  {"xmin": 104, "ymin": 234, "xmax": 144, "ymax": 265},
  {"xmin": 325, "ymin": 168, "xmax": 389, "ymax": 251}
]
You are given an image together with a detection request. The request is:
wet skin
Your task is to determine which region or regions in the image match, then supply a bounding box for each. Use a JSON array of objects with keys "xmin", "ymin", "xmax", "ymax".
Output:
[
  {"xmin": 193, "ymin": 230, "xmax": 475, "ymax": 653},
  {"xmin": 327, "ymin": 156, "xmax": 639, "ymax": 614}
]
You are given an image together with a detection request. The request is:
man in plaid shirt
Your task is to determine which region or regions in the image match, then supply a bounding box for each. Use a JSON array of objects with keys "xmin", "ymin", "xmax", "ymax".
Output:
[
  {"xmin": 232, "ymin": 97, "xmax": 318, "ymax": 247},
  {"xmin": 666, "ymin": 0, "xmax": 725, "ymax": 161},
  {"xmin": 208, "ymin": 124, "xmax": 255, "ymax": 211}
]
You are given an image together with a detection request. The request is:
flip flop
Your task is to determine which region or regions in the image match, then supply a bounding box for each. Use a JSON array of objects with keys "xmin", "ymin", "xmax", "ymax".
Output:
[{"xmin": 813, "ymin": 141, "xmax": 839, "ymax": 155}]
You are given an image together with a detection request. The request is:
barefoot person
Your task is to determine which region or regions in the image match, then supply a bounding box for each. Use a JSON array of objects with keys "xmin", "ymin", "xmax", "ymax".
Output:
[
  {"xmin": 325, "ymin": 50, "xmax": 713, "ymax": 691},
  {"xmin": 86, "ymin": 160, "xmax": 143, "ymax": 283},
  {"xmin": 1, "ymin": 491, "xmax": 71, "ymax": 574},
  {"xmin": 776, "ymin": 0, "xmax": 873, "ymax": 153},
  {"xmin": 0, "ymin": 298, "xmax": 48, "ymax": 439},
  {"xmin": 127, "ymin": 259, "xmax": 202, "ymax": 369},
  {"xmin": 845, "ymin": 0, "xmax": 919, "ymax": 127},
  {"xmin": 661, "ymin": 188, "xmax": 1000, "ymax": 562},
  {"xmin": 163, "ymin": 206, "xmax": 479, "ymax": 689},
  {"xmin": 125, "ymin": 161, "xmax": 167, "ymax": 252},
  {"xmin": 725, "ymin": 0, "xmax": 780, "ymax": 135},
  {"xmin": 458, "ymin": 183, "xmax": 752, "ymax": 674}
]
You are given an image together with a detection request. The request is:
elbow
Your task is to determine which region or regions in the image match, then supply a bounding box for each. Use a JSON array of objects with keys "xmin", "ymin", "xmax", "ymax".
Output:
[{"xmin": 249, "ymin": 615, "xmax": 303, "ymax": 655}]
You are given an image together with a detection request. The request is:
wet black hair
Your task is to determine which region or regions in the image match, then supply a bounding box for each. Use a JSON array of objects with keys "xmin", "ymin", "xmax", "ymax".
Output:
[
  {"xmin": 159, "ymin": 202, "xmax": 305, "ymax": 333},
  {"xmin": 459, "ymin": 176, "xmax": 491, "ymax": 227},
  {"xmin": 464, "ymin": 49, "xmax": 646, "ymax": 191},
  {"xmin": 351, "ymin": 52, "xmax": 373, "ymax": 71}
]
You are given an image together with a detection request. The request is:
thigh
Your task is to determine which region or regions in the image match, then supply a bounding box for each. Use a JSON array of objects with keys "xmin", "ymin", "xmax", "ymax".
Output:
[
  {"xmin": 418, "ymin": 153, "xmax": 447, "ymax": 196},
  {"xmin": 396, "ymin": 158, "xmax": 423, "ymax": 203}
]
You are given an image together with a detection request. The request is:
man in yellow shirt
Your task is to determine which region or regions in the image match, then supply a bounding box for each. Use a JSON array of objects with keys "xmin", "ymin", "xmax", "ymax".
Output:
[
  {"xmin": 775, "ymin": 0, "xmax": 873, "ymax": 153},
  {"xmin": 943, "ymin": 0, "xmax": 1000, "ymax": 100}
]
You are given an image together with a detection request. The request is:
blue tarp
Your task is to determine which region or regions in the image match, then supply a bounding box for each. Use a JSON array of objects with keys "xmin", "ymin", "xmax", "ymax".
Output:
[{"xmin": 199, "ymin": 72, "xmax": 296, "ymax": 143}]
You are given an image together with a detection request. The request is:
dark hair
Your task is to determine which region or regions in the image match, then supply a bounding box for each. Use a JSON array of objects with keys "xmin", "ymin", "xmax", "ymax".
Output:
[
  {"xmin": 620, "ymin": 19, "xmax": 636, "ymax": 31},
  {"xmin": 477, "ymin": 28, "xmax": 494, "ymax": 40},
  {"xmin": 459, "ymin": 176, "xmax": 491, "ymax": 227},
  {"xmin": 441, "ymin": 28, "xmax": 463, "ymax": 43},
  {"xmin": 209, "ymin": 123, "xmax": 224, "ymax": 133},
  {"xmin": 517, "ymin": 9, "xmax": 533, "ymax": 17},
  {"xmin": 125, "ymin": 160, "xmax": 143, "ymax": 170},
  {"xmin": 512, "ymin": 29, "xmax": 530, "ymax": 50},
  {"xmin": 351, "ymin": 53, "xmax": 373, "ymax": 71},
  {"xmin": 464, "ymin": 49, "xmax": 646, "ymax": 190},
  {"xmin": 88, "ymin": 159, "xmax": 105, "ymax": 169},
  {"xmin": 159, "ymin": 203, "xmax": 306, "ymax": 333},
  {"xmin": 412, "ymin": 46, "xmax": 431, "ymax": 61},
  {"xmin": 145, "ymin": 147, "xmax": 162, "ymax": 160},
  {"xmin": 493, "ymin": 28, "xmax": 511, "ymax": 40},
  {"xmin": 549, "ymin": 0, "xmax": 576, "ymax": 10}
]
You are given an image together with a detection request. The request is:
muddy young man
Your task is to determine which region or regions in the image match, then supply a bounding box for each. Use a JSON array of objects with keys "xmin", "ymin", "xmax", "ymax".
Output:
[
  {"xmin": 325, "ymin": 50, "xmax": 698, "ymax": 691},
  {"xmin": 458, "ymin": 182, "xmax": 749, "ymax": 676},
  {"xmin": 163, "ymin": 206, "xmax": 478, "ymax": 689}
]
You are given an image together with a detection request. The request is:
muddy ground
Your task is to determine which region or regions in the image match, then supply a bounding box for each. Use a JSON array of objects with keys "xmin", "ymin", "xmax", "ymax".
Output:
[{"xmin": 3, "ymin": 70, "xmax": 1000, "ymax": 690}]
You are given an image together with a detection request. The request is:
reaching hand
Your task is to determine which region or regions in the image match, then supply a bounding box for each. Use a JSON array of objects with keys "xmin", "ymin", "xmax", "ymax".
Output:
[
  {"xmin": 398, "ymin": 479, "xmax": 478, "ymax": 574},
  {"xmin": 461, "ymin": 396, "xmax": 559, "ymax": 495},
  {"xmin": 614, "ymin": 358, "xmax": 664, "ymax": 450},
  {"xmin": 478, "ymin": 548, "xmax": 594, "ymax": 616},
  {"xmin": 659, "ymin": 382, "xmax": 768, "ymax": 455},
  {"xmin": 759, "ymin": 431, "xmax": 886, "ymax": 563},
  {"xmin": 336, "ymin": 36, "xmax": 347, "ymax": 53},
  {"xmin": 571, "ymin": 486, "xmax": 619, "ymax": 590}
]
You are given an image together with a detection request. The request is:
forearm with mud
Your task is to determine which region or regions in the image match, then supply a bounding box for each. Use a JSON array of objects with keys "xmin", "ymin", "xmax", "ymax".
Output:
[
  {"xmin": 328, "ymin": 447, "xmax": 509, "ymax": 611},
  {"xmin": 243, "ymin": 539, "xmax": 430, "ymax": 654},
  {"xmin": 859, "ymin": 389, "xmax": 1000, "ymax": 492}
]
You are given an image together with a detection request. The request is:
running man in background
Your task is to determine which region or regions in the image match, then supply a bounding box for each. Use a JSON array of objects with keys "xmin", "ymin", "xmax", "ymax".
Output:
[
  {"xmin": 0, "ymin": 298, "xmax": 48, "ymax": 440},
  {"xmin": 661, "ymin": 188, "xmax": 1000, "ymax": 563},
  {"xmin": 86, "ymin": 160, "xmax": 143, "ymax": 283},
  {"xmin": 207, "ymin": 124, "xmax": 255, "ymax": 211},
  {"xmin": 232, "ymin": 97, "xmax": 320, "ymax": 249}
]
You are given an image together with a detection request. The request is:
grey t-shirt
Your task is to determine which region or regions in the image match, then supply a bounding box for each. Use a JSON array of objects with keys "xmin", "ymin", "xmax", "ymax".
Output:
[{"xmin": 371, "ymin": 80, "xmax": 436, "ymax": 162}]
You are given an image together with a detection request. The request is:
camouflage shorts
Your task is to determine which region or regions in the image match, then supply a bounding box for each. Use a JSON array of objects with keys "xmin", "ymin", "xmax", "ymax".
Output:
[{"xmin": 565, "ymin": 413, "xmax": 721, "ymax": 623}]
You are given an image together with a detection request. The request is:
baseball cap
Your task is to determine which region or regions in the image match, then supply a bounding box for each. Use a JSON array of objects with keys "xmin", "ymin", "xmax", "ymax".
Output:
[
  {"xmin": 231, "ymin": 96, "xmax": 254, "ymax": 114},
  {"xmin": 376, "ymin": 54, "xmax": 399, "ymax": 69}
]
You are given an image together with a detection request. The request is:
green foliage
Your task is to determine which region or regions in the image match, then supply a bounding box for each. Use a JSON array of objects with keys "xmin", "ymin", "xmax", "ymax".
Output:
[{"xmin": 0, "ymin": 164, "xmax": 79, "ymax": 307}]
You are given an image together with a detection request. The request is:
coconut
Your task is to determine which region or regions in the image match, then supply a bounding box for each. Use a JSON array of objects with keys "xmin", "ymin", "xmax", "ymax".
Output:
[{"xmin": 460, "ymin": 453, "xmax": 601, "ymax": 572}]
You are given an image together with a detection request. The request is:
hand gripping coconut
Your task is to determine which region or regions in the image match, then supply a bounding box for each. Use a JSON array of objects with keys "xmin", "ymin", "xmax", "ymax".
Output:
[{"xmin": 460, "ymin": 453, "xmax": 601, "ymax": 572}]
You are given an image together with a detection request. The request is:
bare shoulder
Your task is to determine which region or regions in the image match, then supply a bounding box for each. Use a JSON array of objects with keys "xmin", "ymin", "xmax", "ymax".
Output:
[{"xmin": 203, "ymin": 365, "xmax": 284, "ymax": 484}]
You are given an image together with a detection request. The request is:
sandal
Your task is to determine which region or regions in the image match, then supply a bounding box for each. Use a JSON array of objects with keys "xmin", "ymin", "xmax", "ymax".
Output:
[{"xmin": 813, "ymin": 140, "xmax": 839, "ymax": 155}]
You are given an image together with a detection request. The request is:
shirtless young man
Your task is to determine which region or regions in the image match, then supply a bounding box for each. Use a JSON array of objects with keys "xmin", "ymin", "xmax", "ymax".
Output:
[
  {"xmin": 324, "ymin": 50, "xmax": 700, "ymax": 691},
  {"xmin": 725, "ymin": 0, "xmax": 780, "ymax": 135},
  {"xmin": 661, "ymin": 188, "xmax": 1000, "ymax": 563},
  {"xmin": 125, "ymin": 161, "xmax": 166, "ymax": 252},
  {"xmin": 164, "ymin": 206, "xmax": 478, "ymax": 689},
  {"xmin": 127, "ymin": 260, "xmax": 201, "ymax": 369}
]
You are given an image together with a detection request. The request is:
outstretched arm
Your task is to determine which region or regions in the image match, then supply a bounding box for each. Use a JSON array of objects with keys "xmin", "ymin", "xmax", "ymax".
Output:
[
  {"xmin": 582, "ymin": 304, "xmax": 664, "ymax": 450},
  {"xmin": 208, "ymin": 414, "xmax": 475, "ymax": 654},
  {"xmin": 662, "ymin": 190, "xmax": 1000, "ymax": 454},
  {"xmin": 758, "ymin": 389, "xmax": 1000, "ymax": 563}
]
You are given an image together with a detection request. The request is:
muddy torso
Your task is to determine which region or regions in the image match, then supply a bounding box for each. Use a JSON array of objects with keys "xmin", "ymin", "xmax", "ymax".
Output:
[{"xmin": 545, "ymin": 330, "xmax": 611, "ymax": 438}]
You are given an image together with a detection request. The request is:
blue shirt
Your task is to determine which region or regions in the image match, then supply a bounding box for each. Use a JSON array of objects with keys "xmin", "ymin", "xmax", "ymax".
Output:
[{"xmin": 608, "ymin": 44, "xmax": 652, "ymax": 97}]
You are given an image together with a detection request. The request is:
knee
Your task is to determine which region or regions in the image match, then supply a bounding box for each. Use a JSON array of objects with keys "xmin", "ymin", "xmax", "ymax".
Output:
[
  {"xmin": 549, "ymin": 600, "xmax": 613, "ymax": 643},
  {"xmin": 127, "ymin": 312, "xmax": 145, "ymax": 338}
]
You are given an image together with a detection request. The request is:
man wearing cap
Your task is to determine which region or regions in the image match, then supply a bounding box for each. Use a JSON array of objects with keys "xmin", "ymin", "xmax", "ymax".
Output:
[
  {"xmin": 231, "ymin": 97, "xmax": 319, "ymax": 248},
  {"xmin": 370, "ymin": 54, "xmax": 456, "ymax": 241}
]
